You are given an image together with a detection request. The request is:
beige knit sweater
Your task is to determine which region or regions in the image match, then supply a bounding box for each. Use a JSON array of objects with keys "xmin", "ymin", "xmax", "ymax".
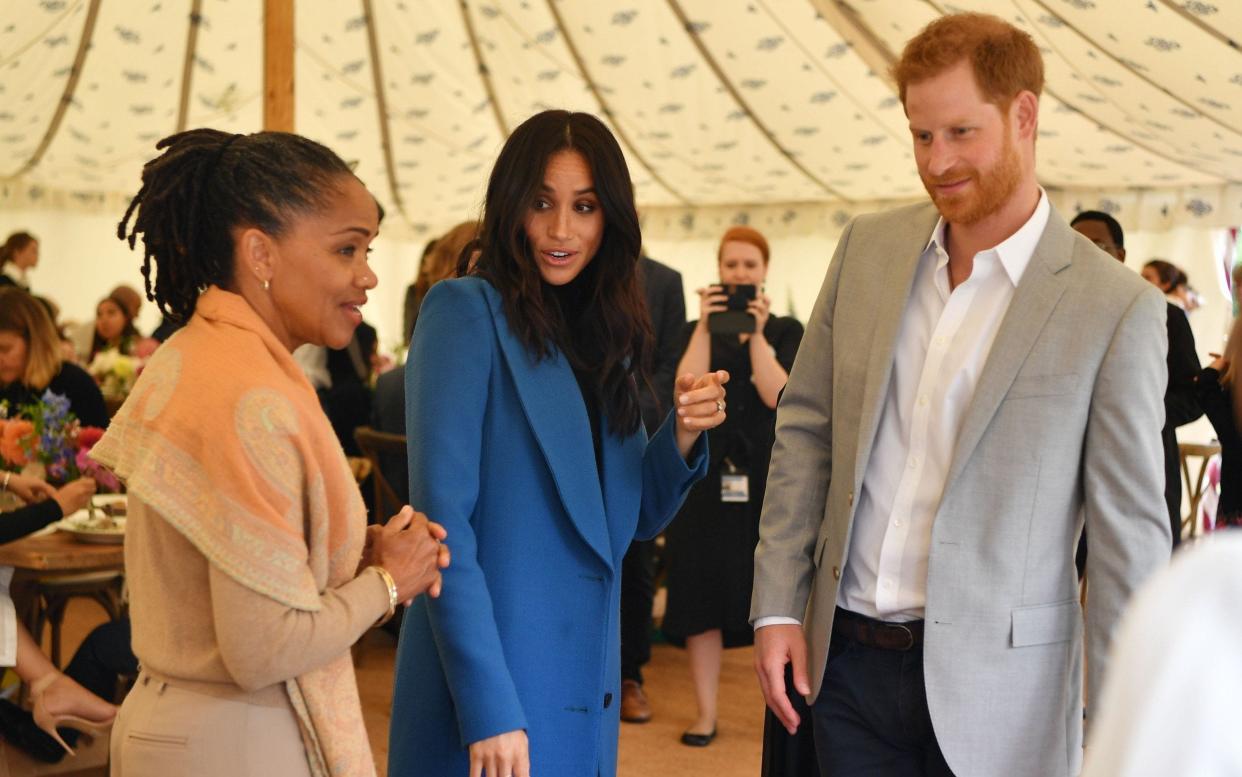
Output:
[{"xmin": 125, "ymin": 496, "xmax": 390, "ymax": 693}]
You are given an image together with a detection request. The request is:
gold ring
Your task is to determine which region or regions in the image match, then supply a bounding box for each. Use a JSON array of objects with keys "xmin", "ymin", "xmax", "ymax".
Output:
[{"xmin": 716, "ymin": 399, "xmax": 725, "ymax": 413}]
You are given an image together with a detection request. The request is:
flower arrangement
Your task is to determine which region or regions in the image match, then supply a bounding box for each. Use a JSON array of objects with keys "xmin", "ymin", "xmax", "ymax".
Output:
[
  {"xmin": 87, "ymin": 348, "xmax": 140, "ymax": 399},
  {"xmin": 0, "ymin": 391, "xmax": 119, "ymax": 491}
]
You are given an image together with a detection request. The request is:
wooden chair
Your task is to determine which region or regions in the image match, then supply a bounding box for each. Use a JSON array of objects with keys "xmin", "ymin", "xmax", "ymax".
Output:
[
  {"xmin": 19, "ymin": 572, "xmax": 125, "ymax": 668},
  {"xmin": 353, "ymin": 427, "xmax": 408, "ymax": 521},
  {"xmin": 1180, "ymin": 441, "xmax": 1223, "ymax": 538}
]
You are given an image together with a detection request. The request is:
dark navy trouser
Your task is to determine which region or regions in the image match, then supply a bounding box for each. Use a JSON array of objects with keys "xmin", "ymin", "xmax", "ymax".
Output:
[{"xmin": 811, "ymin": 628, "xmax": 956, "ymax": 777}]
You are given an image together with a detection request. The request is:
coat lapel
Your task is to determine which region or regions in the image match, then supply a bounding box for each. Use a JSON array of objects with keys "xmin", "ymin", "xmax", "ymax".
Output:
[
  {"xmin": 600, "ymin": 425, "xmax": 645, "ymax": 561},
  {"xmin": 852, "ymin": 206, "xmax": 941, "ymax": 491},
  {"xmin": 483, "ymin": 289, "xmax": 614, "ymax": 571},
  {"xmin": 944, "ymin": 211, "xmax": 1073, "ymax": 489}
]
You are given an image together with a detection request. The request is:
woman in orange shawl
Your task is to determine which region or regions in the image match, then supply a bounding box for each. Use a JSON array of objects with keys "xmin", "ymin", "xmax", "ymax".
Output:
[{"xmin": 93, "ymin": 129, "xmax": 449, "ymax": 777}]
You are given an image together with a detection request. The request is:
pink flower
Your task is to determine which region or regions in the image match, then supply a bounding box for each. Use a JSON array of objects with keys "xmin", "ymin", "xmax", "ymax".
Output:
[{"xmin": 76, "ymin": 449, "xmax": 121, "ymax": 492}]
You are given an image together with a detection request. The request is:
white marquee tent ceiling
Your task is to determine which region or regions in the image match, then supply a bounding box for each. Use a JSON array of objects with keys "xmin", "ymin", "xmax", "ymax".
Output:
[{"xmin": 2, "ymin": 0, "xmax": 1241, "ymax": 242}]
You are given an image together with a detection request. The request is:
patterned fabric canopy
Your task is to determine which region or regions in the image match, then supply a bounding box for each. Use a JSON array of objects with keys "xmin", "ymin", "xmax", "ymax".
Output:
[{"xmin": 2, "ymin": 0, "xmax": 1240, "ymax": 242}]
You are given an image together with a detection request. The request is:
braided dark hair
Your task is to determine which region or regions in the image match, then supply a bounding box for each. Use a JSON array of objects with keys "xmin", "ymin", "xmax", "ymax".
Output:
[{"xmin": 117, "ymin": 129, "xmax": 355, "ymax": 323}]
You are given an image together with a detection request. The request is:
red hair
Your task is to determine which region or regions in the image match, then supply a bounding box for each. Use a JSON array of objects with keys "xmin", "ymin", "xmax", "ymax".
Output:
[
  {"xmin": 717, "ymin": 225, "xmax": 770, "ymax": 265},
  {"xmin": 893, "ymin": 13, "xmax": 1043, "ymax": 110}
]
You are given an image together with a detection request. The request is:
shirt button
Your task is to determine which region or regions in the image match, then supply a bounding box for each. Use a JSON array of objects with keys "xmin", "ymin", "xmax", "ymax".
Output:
[
  {"xmin": 918, "ymin": 395, "xmax": 928, "ymax": 406},
  {"xmin": 882, "ymin": 579, "xmax": 894, "ymax": 590},
  {"xmin": 604, "ymin": 692, "xmax": 613, "ymax": 708},
  {"xmin": 832, "ymin": 566, "xmax": 841, "ymax": 581},
  {"xmin": 935, "ymin": 336, "xmax": 947, "ymax": 347},
  {"xmin": 894, "ymin": 519, "xmax": 902, "ymax": 527},
  {"xmin": 908, "ymin": 457, "xmax": 919, "ymax": 469}
]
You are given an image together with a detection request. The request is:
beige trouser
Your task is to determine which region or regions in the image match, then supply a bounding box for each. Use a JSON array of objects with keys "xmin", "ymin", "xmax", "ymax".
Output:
[{"xmin": 110, "ymin": 671, "xmax": 313, "ymax": 777}]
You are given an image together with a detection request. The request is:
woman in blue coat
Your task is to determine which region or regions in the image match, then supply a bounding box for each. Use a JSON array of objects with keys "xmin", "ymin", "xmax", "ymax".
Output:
[{"xmin": 389, "ymin": 109, "xmax": 728, "ymax": 777}]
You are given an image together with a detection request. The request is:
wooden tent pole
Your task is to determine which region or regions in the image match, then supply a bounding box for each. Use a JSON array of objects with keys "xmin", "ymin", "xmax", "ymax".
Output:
[{"xmin": 264, "ymin": 0, "xmax": 295, "ymax": 132}]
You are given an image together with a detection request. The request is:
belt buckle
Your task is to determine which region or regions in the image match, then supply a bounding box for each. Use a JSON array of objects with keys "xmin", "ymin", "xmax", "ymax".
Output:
[{"xmin": 890, "ymin": 623, "xmax": 915, "ymax": 651}]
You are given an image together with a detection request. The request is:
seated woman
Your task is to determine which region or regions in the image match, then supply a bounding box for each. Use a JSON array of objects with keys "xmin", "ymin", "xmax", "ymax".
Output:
[
  {"xmin": 0, "ymin": 288, "xmax": 109, "ymax": 428},
  {"xmin": 87, "ymin": 289, "xmax": 141, "ymax": 363},
  {"xmin": 0, "ymin": 472, "xmax": 95, "ymax": 543},
  {"xmin": 0, "ymin": 471, "xmax": 115, "ymax": 763}
]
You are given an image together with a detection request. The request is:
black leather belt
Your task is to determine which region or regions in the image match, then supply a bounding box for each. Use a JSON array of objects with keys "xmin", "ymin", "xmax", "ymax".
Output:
[{"xmin": 832, "ymin": 607, "xmax": 924, "ymax": 651}]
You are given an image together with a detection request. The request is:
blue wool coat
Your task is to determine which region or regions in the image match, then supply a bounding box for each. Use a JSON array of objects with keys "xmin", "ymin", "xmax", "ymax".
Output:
[{"xmin": 388, "ymin": 277, "xmax": 707, "ymax": 777}]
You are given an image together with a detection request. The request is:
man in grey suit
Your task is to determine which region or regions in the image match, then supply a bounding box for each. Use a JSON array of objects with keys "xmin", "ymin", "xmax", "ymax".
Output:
[{"xmin": 751, "ymin": 13, "xmax": 1169, "ymax": 777}]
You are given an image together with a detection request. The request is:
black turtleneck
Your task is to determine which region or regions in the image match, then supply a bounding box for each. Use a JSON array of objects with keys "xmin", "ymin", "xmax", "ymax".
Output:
[{"xmin": 547, "ymin": 266, "xmax": 604, "ymax": 482}]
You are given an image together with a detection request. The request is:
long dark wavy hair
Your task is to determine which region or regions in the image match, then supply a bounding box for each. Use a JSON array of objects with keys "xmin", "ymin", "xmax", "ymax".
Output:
[{"xmin": 466, "ymin": 110, "xmax": 651, "ymax": 437}]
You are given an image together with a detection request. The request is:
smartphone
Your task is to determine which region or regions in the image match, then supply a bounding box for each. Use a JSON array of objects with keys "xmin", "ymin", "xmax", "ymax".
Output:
[{"xmin": 707, "ymin": 284, "xmax": 757, "ymax": 335}]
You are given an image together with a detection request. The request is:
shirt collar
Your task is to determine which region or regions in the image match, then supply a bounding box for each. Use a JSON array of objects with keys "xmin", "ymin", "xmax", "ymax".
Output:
[{"xmin": 924, "ymin": 188, "xmax": 1050, "ymax": 286}]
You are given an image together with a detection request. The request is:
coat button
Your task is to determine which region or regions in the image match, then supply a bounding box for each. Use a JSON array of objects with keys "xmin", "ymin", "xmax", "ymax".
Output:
[
  {"xmin": 848, "ymin": 491, "xmax": 854, "ymax": 507},
  {"xmin": 604, "ymin": 692, "xmax": 613, "ymax": 708},
  {"xmin": 832, "ymin": 566, "xmax": 841, "ymax": 581}
]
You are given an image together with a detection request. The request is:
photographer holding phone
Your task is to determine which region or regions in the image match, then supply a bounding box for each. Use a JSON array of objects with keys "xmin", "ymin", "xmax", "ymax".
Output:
[{"xmin": 663, "ymin": 226, "xmax": 803, "ymax": 746}]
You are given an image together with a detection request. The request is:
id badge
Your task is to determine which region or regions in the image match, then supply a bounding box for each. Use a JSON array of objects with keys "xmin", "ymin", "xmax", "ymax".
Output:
[{"xmin": 721, "ymin": 472, "xmax": 750, "ymax": 503}]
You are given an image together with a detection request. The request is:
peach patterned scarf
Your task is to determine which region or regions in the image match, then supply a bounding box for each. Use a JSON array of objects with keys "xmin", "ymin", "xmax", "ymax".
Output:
[{"xmin": 91, "ymin": 287, "xmax": 374, "ymax": 777}]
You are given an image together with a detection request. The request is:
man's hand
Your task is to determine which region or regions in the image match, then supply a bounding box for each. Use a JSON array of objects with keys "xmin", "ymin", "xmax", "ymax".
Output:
[{"xmin": 754, "ymin": 623, "xmax": 810, "ymax": 735}]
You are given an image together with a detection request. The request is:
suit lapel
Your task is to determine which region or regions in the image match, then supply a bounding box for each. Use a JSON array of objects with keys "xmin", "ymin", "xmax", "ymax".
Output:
[
  {"xmin": 852, "ymin": 206, "xmax": 941, "ymax": 491},
  {"xmin": 944, "ymin": 212, "xmax": 1073, "ymax": 489},
  {"xmin": 483, "ymin": 289, "xmax": 614, "ymax": 570}
]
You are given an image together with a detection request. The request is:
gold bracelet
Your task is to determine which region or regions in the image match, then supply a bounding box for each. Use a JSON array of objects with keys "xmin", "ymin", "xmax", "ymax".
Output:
[
  {"xmin": 1, "ymin": 472, "xmax": 9, "ymax": 493},
  {"xmin": 371, "ymin": 566, "xmax": 399, "ymax": 627}
]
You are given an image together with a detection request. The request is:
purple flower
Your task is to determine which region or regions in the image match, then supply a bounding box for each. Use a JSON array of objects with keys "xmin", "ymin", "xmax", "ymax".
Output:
[{"xmin": 40, "ymin": 391, "xmax": 71, "ymax": 423}]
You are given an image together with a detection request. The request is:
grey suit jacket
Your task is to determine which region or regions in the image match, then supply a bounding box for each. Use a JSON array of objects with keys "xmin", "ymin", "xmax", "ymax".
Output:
[{"xmin": 752, "ymin": 201, "xmax": 1170, "ymax": 777}]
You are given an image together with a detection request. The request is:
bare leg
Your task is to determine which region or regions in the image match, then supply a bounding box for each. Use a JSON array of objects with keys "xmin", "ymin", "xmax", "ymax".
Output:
[
  {"xmin": 15, "ymin": 622, "xmax": 116, "ymax": 723},
  {"xmin": 685, "ymin": 629, "xmax": 722, "ymax": 734}
]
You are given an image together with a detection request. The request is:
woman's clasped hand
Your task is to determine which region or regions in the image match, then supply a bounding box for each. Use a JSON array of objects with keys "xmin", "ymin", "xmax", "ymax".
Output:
[{"xmin": 364, "ymin": 506, "xmax": 451, "ymax": 604}]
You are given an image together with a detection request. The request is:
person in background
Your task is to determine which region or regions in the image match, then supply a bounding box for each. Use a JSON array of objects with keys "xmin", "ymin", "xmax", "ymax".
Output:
[
  {"xmin": 1142, "ymin": 259, "xmax": 1201, "ymax": 312},
  {"xmin": 87, "ymin": 290, "xmax": 140, "ymax": 363},
  {"xmin": 30, "ymin": 295, "xmax": 81, "ymax": 365},
  {"xmin": 322, "ymin": 321, "xmax": 377, "ymax": 458},
  {"xmin": 1196, "ymin": 315, "xmax": 1240, "ymax": 526},
  {"xmin": 402, "ymin": 237, "xmax": 438, "ymax": 347},
  {"xmin": 372, "ymin": 220, "xmax": 481, "ymax": 505},
  {"xmin": 1072, "ymin": 211, "xmax": 1201, "ymax": 548},
  {"xmin": 0, "ymin": 472, "xmax": 110, "ymax": 763},
  {"xmin": 99, "ymin": 127, "xmax": 450, "ymax": 777},
  {"xmin": 618, "ymin": 253, "xmax": 686, "ymax": 725},
  {"xmin": 662, "ymin": 226, "xmax": 802, "ymax": 746},
  {"xmin": 0, "ymin": 232, "xmax": 38, "ymax": 290},
  {"xmin": 0, "ymin": 472, "xmax": 95, "ymax": 543},
  {"xmin": 401, "ymin": 221, "xmax": 479, "ymax": 345},
  {"xmin": 389, "ymin": 109, "xmax": 724, "ymax": 777},
  {"xmin": 0, "ymin": 288, "xmax": 109, "ymax": 429}
]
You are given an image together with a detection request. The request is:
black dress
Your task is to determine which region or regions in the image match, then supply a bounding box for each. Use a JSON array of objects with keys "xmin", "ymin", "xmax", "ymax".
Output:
[
  {"xmin": 0, "ymin": 362, "xmax": 109, "ymax": 429},
  {"xmin": 661, "ymin": 315, "xmax": 803, "ymax": 647},
  {"xmin": 1196, "ymin": 367, "xmax": 1240, "ymax": 523}
]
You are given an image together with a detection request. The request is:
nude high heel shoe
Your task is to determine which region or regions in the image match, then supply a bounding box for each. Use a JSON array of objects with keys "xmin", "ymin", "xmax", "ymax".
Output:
[{"xmin": 28, "ymin": 673, "xmax": 116, "ymax": 757}]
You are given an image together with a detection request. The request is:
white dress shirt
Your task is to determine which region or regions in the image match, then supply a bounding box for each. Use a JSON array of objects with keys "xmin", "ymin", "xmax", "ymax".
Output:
[{"xmin": 756, "ymin": 190, "xmax": 1050, "ymax": 629}]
